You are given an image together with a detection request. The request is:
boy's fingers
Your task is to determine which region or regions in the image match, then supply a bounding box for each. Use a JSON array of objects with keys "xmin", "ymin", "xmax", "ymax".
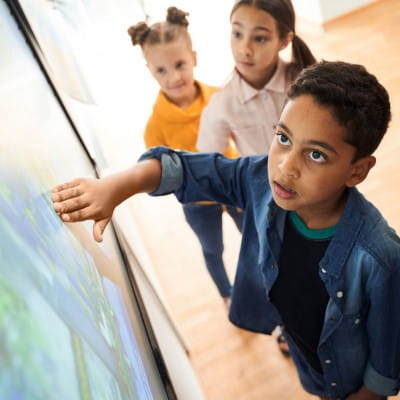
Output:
[
  {"xmin": 52, "ymin": 178, "xmax": 83, "ymax": 193},
  {"xmin": 53, "ymin": 196, "xmax": 89, "ymax": 214},
  {"xmin": 59, "ymin": 206, "xmax": 93, "ymax": 222},
  {"xmin": 51, "ymin": 186, "xmax": 82, "ymax": 202},
  {"xmin": 93, "ymin": 218, "xmax": 110, "ymax": 243}
]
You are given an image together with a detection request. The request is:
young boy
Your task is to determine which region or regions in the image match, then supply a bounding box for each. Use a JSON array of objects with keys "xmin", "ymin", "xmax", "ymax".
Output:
[{"xmin": 52, "ymin": 61, "xmax": 400, "ymax": 400}]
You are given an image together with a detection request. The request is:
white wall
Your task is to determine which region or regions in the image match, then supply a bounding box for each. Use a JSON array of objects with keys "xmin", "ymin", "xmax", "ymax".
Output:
[
  {"xmin": 292, "ymin": 0, "xmax": 324, "ymax": 24},
  {"xmin": 292, "ymin": 0, "xmax": 377, "ymax": 24}
]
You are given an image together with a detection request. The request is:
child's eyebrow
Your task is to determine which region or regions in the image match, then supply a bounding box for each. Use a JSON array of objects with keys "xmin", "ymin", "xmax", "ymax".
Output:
[
  {"xmin": 307, "ymin": 140, "xmax": 338, "ymax": 154},
  {"xmin": 232, "ymin": 21, "xmax": 272, "ymax": 34},
  {"xmin": 276, "ymin": 122, "xmax": 338, "ymax": 154},
  {"xmin": 276, "ymin": 122, "xmax": 292, "ymax": 134}
]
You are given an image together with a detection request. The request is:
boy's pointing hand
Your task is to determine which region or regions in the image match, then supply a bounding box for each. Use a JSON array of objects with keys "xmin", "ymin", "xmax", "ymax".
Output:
[{"xmin": 51, "ymin": 177, "xmax": 114, "ymax": 243}]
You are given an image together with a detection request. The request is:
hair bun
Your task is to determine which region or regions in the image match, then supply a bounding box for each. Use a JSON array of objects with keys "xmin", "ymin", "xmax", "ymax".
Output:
[
  {"xmin": 127, "ymin": 21, "xmax": 150, "ymax": 46},
  {"xmin": 166, "ymin": 6, "xmax": 189, "ymax": 27}
]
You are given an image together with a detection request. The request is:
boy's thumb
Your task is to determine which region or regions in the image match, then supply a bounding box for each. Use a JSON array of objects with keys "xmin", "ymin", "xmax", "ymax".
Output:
[{"xmin": 93, "ymin": 218, "xmax": 110, "ymax": 243}]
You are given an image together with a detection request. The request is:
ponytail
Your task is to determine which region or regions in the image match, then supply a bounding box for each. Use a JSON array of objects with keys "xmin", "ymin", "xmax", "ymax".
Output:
[{"xmin": 288, "ymin": 34, "xmax": 316, "ymax": 81}]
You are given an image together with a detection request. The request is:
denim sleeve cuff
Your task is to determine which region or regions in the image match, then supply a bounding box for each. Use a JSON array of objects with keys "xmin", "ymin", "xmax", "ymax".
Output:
[
  {"xmin": 364, "ymin": 362, "xmax": 399, "ymax": 396},
  {"xmin": 138, "ymin": 147, "xmax": 183, "ymax": 195}
]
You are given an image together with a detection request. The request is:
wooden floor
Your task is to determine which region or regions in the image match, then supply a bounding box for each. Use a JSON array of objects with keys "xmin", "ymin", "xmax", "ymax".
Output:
[{"xmin": 127, "ymin": 0, "xmax": 400, "ymax": 398}]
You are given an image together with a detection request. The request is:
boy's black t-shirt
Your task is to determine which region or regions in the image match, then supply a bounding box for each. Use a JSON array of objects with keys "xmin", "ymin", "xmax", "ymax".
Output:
[{"xmin": 270, "ymin": 212, "xmax": 334, "ymax": 373}]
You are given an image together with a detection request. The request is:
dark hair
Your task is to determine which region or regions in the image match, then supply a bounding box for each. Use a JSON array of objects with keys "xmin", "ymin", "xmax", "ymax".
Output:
[
  {"xmin": 231, "ymin": 0, "xmax": 316, "ymax": 80},
  {"xmin": 288, "ymin": 60, "xmax": 391, "ymax": 160},
  {"xmin": 127, "ymin": 7, "xmax": 192, "ymax": 49}
]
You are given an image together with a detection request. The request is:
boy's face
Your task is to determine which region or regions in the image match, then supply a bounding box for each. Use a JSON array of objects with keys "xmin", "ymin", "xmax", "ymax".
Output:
[
  {"xmin": 267, "ymin": 94, "xmax": 374, "ymax": 228},
  {"xmin": 144, "ymin": 39, "xmax": 197, "ymax": 107}
]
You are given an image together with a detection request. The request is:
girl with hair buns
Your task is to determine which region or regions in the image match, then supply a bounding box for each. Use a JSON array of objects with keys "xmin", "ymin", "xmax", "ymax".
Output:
[
  {"xmin": 127, "ymin": 7, "xmax": 243, "ymax": 308},
  {"xmin": 196, "ymin": 0, "xmax": 316, "ymax": 355}
]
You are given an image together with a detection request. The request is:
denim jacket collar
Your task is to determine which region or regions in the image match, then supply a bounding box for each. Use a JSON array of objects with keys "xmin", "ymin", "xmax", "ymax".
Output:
[
  {"xmin": 261, "ymin": 187, "xmax": 365, "ymax": 279},
  {"xmin": 320, "ymin": 188, "xmax": 363, "ymax": 279}
]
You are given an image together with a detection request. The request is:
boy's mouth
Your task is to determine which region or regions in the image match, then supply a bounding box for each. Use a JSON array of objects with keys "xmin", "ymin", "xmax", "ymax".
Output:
[{"xmin": 273, "ymin": 181, "xmax": 297, "ymax": 199}]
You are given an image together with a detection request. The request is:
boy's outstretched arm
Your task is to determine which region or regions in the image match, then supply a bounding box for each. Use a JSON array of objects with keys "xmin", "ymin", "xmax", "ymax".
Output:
[{"xmin": 51, "ymin": 158, "xmax": 161, "ymax": 242}]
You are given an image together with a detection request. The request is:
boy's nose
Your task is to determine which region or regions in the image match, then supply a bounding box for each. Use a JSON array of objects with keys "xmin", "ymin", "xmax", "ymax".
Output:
[{"xmin": 279, "ymin": 154, "xmax": 300, "ymax": 178}]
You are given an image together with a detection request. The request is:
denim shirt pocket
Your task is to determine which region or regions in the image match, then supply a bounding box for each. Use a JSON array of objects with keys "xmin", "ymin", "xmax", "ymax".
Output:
[{"xmin": 334, "ymin": 309, "xmax": 368, "ymax": 351}]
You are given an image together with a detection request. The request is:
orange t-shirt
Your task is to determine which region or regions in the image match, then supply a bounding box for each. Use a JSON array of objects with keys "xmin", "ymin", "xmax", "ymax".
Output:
[{"xmin": 144, "ymin": 81, "xmax": 238, "ymax": 158}]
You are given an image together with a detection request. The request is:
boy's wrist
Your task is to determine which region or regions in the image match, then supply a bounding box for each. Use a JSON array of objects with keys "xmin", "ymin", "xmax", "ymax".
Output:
[{"xmin": 105, "ymin": 158, "xmax": 162, "ymax": 207}]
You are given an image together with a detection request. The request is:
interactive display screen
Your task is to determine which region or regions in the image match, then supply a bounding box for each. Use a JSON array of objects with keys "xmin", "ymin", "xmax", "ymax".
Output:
[{"xmin": 0, "ymin": 1, "xmax": 173, "ymax": 399}]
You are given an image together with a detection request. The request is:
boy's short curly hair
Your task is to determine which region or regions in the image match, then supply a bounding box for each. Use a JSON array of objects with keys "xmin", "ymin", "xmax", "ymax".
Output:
[{"xmin": 288, "ymin": 60, "xmax": 391, "ymax": 161}]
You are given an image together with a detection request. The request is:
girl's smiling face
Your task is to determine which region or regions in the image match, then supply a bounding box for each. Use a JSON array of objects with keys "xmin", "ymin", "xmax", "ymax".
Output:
[
  {"xmin": 144, "ymin": 38, "xmax": 197, "ymax": 107},
  {"xmin": 230, "ymin": 5, "xmax": 292, "ymax": 89},
  {"xmin": 267, "ymin": 94, "xmax": 375, "ymax": 229}
]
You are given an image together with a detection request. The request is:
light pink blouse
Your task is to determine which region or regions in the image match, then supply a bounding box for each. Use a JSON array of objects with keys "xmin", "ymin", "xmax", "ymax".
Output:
[{"xmin": 197, "ymin": 59, "xmax": 291, "ymax": 156}]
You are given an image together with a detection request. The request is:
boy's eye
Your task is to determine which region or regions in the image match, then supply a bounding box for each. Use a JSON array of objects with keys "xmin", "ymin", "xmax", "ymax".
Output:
[
  {"xmin": 308, "ymin": 150, "xmax": 327, "ymax": 163},
  {"xmin": 254, "ymin": 35, "xmax": 267, "ymax": 43},
  {"xmin": 277, "ymin": 133, "xmax": 290, "ymax": 146},
  {"xmin": 156, "ymin": 67, "xmax": 166, "ymax": 75},
  {"xmin": 176, "ymin": 61, "xmax": 185, "ymax": 69}
]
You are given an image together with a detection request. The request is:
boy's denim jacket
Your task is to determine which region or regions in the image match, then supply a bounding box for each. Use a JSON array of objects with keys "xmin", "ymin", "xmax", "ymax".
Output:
[{"xmin": 140, "ymin": 147, "xmax": 400, "ymax": 398}]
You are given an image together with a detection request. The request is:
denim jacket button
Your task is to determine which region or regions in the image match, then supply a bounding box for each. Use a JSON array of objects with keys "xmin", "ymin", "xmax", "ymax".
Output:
[
  {"xmin": 329, "ymin": 316, "xmax": 336, "ymax": 322},
  {"xmin": 330, "ymin": 382, "xmax": 337, "ymax": 387},
  {"xmin": 321, "ymin": 268, "xmax": 327, "ymax": 273},
  {"xmin": 271, "ymin": 264, "xmax": 276, "ymax": 269},
  {"xmin": 336, "ymin": 291, "xmax": 344, "ymax": 298},
  {"xmin": 354, "ymin": 318, "xmax": 361, "ymax": 324},
  {"xmin": 324, "ymin": 359, "xmax": 332, "ymax": 364}
]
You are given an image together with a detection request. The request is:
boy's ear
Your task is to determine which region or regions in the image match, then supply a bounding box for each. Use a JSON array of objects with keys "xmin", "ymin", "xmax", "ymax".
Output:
[
  {"xmin": 279, "ymin": 31, "xmax": 294, "ymax": 51},
  {"xmin": 192, "ymin": 50, "xmax": 197, "ymax": 66},
  {"xmin": 346, "ymin": 155, "xmax": 376, "ymax": 187}
]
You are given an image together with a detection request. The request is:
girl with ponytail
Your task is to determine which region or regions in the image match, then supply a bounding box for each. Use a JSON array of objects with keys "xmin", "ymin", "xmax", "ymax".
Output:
[
  {"xmin": 197, "ymin": 0, "xmax": 316, "ymax": 156},
  {"xmin": 196, "ymin": 0, "xmax": 316, "ymax": 355}
]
